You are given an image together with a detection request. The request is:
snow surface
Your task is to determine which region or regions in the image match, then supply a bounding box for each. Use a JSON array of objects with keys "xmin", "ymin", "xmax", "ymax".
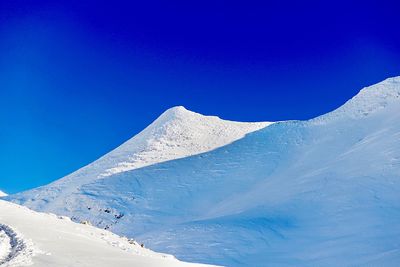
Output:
[
  {"xmin": 0, "ymin": 200, "xmax": 215, "ymax": 267},
  {"xmin": 56, "ymin": 106, "xmax": 270, "ymax": 183},
  {"xmin": 0, "ymin": 222, "xmax": 35, "ymax": 267},
  {"xmin": 0, "ymin": 191, "xmax": 7, "ymax": 197},
  {"xmin": 97, "ymin": 106, "xmax": 271, "ymax": 177},
  {"xmin": 7, "ymin": 77, "xmax": 400, "ymax": 266}
]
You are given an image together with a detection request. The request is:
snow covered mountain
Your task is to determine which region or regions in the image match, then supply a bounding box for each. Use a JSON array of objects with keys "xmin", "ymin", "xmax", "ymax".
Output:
[
  {"xmin": 53, "ymin": 105, "xmax": 270, "ymax": 182},
  {"xmin": 0, "ymin": 191, "xmax": 7, "ymax": 197},
  {"xmin": 0, "ymin": 200, "xmax": 215, "ymax": 267},
  {"xmin": 15, "ymin": 106, "xmax": 270, "ymax": 206},
  {"xmin": 7, "ymin": 77, "xmax": 400, "ymax": 266}
]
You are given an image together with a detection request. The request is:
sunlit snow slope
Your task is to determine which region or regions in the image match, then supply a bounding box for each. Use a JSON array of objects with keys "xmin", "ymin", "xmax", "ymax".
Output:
[
  {"xmin": 8, "ymin": 77, "xmax": 400, "ymax": 266},
  {"xmin": 0, "ymin": 200, "xmax": 214, "ymax": 267},
  {"xmin": 55, "ymin": 105, "xmax": 270, "ymax": 181}
]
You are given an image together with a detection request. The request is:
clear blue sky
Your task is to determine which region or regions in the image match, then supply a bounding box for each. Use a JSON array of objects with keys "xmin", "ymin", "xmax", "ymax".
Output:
[{"xmin": 1, "ymin": 0, "xmax": 399, "ymax": 193}]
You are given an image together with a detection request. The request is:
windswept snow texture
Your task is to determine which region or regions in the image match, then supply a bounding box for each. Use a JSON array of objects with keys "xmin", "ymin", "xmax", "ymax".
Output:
[
  {"xmin": 8, "ymin": 77, "xmax": 400, "ymax": 266},
  {"xmin": 48, "ymin": 106, "xmax": 270, "ymax": 186},
  {"xmin": 0, "ymin": 200, "xmax": 215, "ymax": 267},
  {"xmin": 96, "ymin": 106, "xmax": 270, "ymax": 177}
]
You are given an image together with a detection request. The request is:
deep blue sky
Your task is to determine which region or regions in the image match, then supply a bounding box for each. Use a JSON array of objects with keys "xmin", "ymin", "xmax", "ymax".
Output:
[{"xmin": 1, "ymin": 0, "xmax": 399, "ymax": 193}]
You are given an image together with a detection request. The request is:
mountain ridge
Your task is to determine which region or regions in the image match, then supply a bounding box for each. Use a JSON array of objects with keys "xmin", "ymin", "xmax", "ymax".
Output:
[
  {"xmin": 6, "ymin": 76, "xmax": 400, "ymax": 266},
  {"xmin": 51, "ymin": 105, "xmax": 271, "ymax": 188},
  {"xmin": 313, "ymin": 76, "xmax": 400, "ymax": 123}
]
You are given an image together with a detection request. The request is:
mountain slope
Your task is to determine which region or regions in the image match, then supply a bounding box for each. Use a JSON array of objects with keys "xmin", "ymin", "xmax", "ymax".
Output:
[
  {"xmin": 24, "ymin": 106, "xmax": 270, "ymax": 210},
  {"xmin": 0, "ymin": 200, "xmax": 215, "ymax": 267},
  {"xmin": 55, "ymin": 105, "xmax": 270, "ymax": 182},
  {"xmin": 7, "ymin": 77, "xmax": 400, "ymax": 266}
]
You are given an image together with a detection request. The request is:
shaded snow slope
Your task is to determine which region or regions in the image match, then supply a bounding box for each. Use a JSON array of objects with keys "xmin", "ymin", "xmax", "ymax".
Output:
[
  {"xmin": 8, "ymin": 77, "xmax": 400, "ymax": 266},
  {"xmin": 0, "ymin": 200, "xmax": 215, "ymax": 267}
]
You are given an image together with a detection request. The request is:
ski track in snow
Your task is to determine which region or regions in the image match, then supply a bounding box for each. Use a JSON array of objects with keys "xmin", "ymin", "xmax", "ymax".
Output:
[{"xmin": 0, "ymin": 224, "xmax": 33, "ymax": 267}]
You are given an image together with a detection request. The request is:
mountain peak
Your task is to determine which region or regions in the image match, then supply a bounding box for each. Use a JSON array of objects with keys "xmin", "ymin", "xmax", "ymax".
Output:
[
  {"xmin": 343, "ymin": 76, "xmax": 400, "ymax": 116},
  {"xmin": 314, "ymin": 76, "xmax": 400, "ymax": 122},
  {"xmin": 50, "ymin": 107, "xmax": 272, "ymax": 185},
  {"xmin": 162, "ymin": 106, "xmax": 190, "ymax": 116},
  {"xmin": 97, "ymin": 107, "xmax": 271, "ymax": 177},
  {"xmin": 164, "ymin": 105, "xmax": 189, "ymax": 114},
  {"xmin": 358, "ymin": 76, "xmax": 400, "ymax": 97},
  {"xmin": 156, "ymin": 106, "xmax": 198, "ymax": 123}
]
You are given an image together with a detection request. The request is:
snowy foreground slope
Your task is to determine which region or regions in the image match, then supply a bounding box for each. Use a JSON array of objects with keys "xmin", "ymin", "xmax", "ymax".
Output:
[
  {"xmin": 0, "ymin": 200, "xmax": 215, "ymax": 267},
  {"xmin": 7, "ymin": 77, "xmax": 400, "ymax": 266}
]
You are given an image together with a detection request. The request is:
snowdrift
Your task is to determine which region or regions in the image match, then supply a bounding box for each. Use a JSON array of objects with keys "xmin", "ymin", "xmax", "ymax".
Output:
[{"xmin": 0, "ymin": 200, "xmax": 215, "ymax": 267}]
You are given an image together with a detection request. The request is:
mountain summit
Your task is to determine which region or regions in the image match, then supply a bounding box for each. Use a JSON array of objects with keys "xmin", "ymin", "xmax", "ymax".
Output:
[
  {"xmin": 315, "ymin": 76, "xmax": 400, "ymax": 122},
  {"xmin": 7, "ymin": 77, "xmax": 400, "ymax": 266},
  {"xmin": 97, "ymin": 105, "xmax": 271, "ymax": 177},
  {"xmin": 49, "ymin": 106, "xmax": 271, "ymax": 190}
]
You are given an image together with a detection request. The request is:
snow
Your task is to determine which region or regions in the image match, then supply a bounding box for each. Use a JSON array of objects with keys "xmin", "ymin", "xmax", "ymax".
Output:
[
  {"xmin": 97, "ymin": 106, "xmax": 271, "ymax": 177},
  {"xmin": 0, "ymin": 227, "xmax": 12, "ymax": 264},
  {"xmin": 0, "ymin": 223, "xmax": 35, "ymax": 267},
  {"xmin": 35, "ymin": 106, "xmax": 270, "ymax": 204},
  {"xmin": 314, "ymin": 76, "xmax": 400, "ymax": 122},
  {"xmin": 6, "ymin": 77, "xmax": 400, "ymax": 266},
  {"xmin": 58, "ymin": 106, "xmax": 270, "ymax": 181},
  {"xmin": 0, "ymin": 200, "xmax": 216, "ymax": 267},
  {"xmin": 0, "ymin": 191, "xmax": 7, "ymax": 197}
]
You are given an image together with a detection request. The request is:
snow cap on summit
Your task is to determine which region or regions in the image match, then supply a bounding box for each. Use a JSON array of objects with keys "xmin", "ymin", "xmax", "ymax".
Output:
[
  {"xmin": 340, "ymin": 76, "xmax": 400, "ymax": 116},
  {"xmin": 24, "ymin": 105, "xmax": 271, "ymax": 185},
  {"xmin": 156, "ymin": 106, "xmax": 196, "ymax": 121},
  {"xmin": 313, "ymin": 76, "xmax": 400, "ymax": 122},
  {"xmin": 164, "ymin": 105, "xmax": 189, "ymax": 114}
]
